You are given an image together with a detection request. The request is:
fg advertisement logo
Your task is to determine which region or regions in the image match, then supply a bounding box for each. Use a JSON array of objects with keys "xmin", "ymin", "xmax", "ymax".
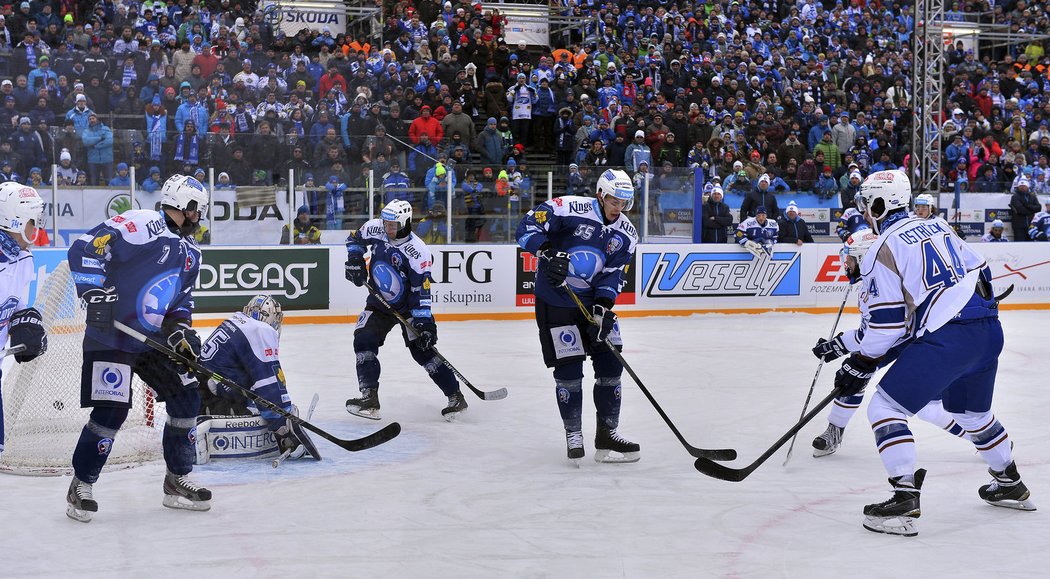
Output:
[{"xmin": 640, "ymin": 251, "xmax": 801, "ymax": 297}]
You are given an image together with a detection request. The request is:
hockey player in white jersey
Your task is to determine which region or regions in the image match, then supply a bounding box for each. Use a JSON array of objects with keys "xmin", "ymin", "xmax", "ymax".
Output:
[
  {"xmin": 735, "ymin": 206, "xmax": 778, "ymax": 258},
  {"xmin": 197, "ymin": 295, "xmax": 319, "ymax": 463},
  {"xmin": 810, "ymin": 230, "xmax": 969, "ymax": 457},
  {"xmin": 66, "ymin": 174, "xmax": 211, "ymax": 522},
  {"xmin": 1028, "ymin": 198, "xmax": 1050, "ymax": 241},
  {"xmin": 344, "ymin": 199, "xmax": 468, "ymax": 421},
  {"xmin": 831, "ymin": 170, "xmax": 1034, "ymax": 537},
  {"xmin": 0, "ymin": 182, "xmax": 48, "ymax": 456}
]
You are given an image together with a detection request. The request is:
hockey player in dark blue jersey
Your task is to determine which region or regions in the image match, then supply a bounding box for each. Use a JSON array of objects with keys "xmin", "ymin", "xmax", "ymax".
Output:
[
  {"xmin": 344, "ymin": 199, "xmax": 468, "ymax": 421},
  {"xmin": 66, "ymin": 174, "xmax": 211, "ymax": 522},
  {"xmin": 1029, "ymin": 198, "xmax": 1050, "ymax": 241},
  {"xmin": 0, "ymin": 182, "xmax": 48, "ymax": 457},
  {"xmin": 197, "ymin": 295, "xmax": 319, "ymax": 463},
  {"xmin": 516, "ymin": 168, "xmax": 640, "ymax": 464}
]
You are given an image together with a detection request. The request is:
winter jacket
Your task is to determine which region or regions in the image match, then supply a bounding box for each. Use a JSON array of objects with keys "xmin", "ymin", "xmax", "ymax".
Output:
[
  {"xmin": 739, "ymin": 189, "xmax": 780, "ymax": 220},
  {"xmin": 476, "ymin": 127, "xmax": 505, "ymax": 165},
  {"xmin": 701, "ymin": 198, "xmax": 733, "ymax": 243},
  {"xmin": 409, "ymin": 115, "xmax": 443, "ymax": 144},
  {"xmin": 777, "ymin": 216, "xmax": 814, "ymax": 244},
  {"xmin": 81, "ymin": 123, "xmax": 114, "ymax": 165}
]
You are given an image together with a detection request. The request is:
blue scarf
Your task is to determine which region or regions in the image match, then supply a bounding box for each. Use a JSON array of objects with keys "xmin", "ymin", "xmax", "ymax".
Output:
[
  {"xmin": 235, "ymin": 111, "xmax": 250, "ymax": 132},
  {"xmin": 148, "ymin": 113, "xmax": 165, "ymax": 161},
  {"xmin": 174, "ymin": 133, "xmax": 199, "ymax": 165},
  {"xmin": 122, "ymin": 65, "xmax": 137, "ymax": 88}
]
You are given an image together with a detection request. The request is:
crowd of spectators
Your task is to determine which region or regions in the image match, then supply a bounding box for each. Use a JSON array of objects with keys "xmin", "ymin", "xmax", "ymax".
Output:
[{"xmin": 1, "ymin": 0, "xmax": 1049, "ymax": 241}]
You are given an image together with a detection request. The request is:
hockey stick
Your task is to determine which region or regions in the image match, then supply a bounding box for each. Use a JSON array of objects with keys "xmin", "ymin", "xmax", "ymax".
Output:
[
  {"xmin": 0, "ymin": 344, "xmax": 26, "ymax": 357},
  {"xmin": 273, "ymin": 393, "xmax": 320, "ymax": 468},
  {"xmin": 782, "ymin": 286, "xmax": 852, "ymax": 466},
  {"xmin": 563, "ymin": 287, "xmax": 737, "ymax": 461},
  {"xmin": 113, "ymin": 321, "xmax": 401, "ymax": 453},
  {"xmin": 695, "ymin": 388, "xmax": 844, "ymax": 481},
  {"xmin": 363, "ymin": 283, "xmax": 508, "ymax": 401}
]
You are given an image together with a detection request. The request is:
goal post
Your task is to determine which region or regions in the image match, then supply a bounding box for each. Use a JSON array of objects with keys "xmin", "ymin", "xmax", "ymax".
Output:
[{"xmin": 0, "ymin": 261, "xmax": 164, "ymax": 476}]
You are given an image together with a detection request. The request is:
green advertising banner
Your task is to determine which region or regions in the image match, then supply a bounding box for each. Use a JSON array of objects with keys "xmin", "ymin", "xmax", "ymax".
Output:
[{"xmin": 195, "ymin": 248, "xmax": 330, "ymax": 313}]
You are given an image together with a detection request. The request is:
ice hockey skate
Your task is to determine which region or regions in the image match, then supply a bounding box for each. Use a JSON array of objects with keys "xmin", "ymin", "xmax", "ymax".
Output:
[
  {"xmin": 979, "ymin": 462, "xmax": 1036, "ymax": 511},
  {"xmin": 441, "ymin": 391, "xmax": 468, "ymax": 422},
  {"xmin": 162, "ymin": 471, "xmax": 212, "ymax": 511},
  {"xmin": 66, "ymin": 476, "xmax": 98, "ymax": 523},
  {"xmin": 565, "ymin": 430, "xmax": 584, "ymax": 466},
  {"xmin": 346, "ymin": 388, "xmax": 381, "ymax": 420},
  {"xmin": 862, "ymin": 469, "xmax": 925, "ymax": 537},
  {"xmin": 812, "ymin": 423, "xmax": 844, "ymax": 458},
  {"xmin": 594, "ymin": 427, "xmax": 640, "ymax": 464}
]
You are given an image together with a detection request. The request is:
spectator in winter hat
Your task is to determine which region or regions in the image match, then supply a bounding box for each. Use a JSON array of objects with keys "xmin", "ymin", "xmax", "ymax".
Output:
[
  {"xmin": 141, "ymin": 166, "xmax": 164, "ymax": 193},
  {"xmin": 777, "ymin": 202, "xmax": 814, "ymax": 246}
]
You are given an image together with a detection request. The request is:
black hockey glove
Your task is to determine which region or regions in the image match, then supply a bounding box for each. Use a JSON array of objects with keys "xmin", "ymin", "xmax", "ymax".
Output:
[
  {"xmin": 82, "ymin": 287, "xmax": 118, "ymax": 329},
  {"xmin": 412, "ymin": 316, "xmax": 438, "ymax": 350},
  {"xmin": 9, "ymin": 308, "xmax": 47, "ymax": 363},
  {"xmin": 834, "ymin": 354, "xmax": 878, "ymax": 397},
  {"xmin": 587, "ymin": 303, "xmax": 617, "ymax": 343},
  {"xmin": 543, "ymin": 250, "xmax": 570, "ymax": 286},
  {"xmin": 812, "ymin": 333, "xmax": 849, "ymax": 362},
  {"xmin": 164, "ymin": 320, "xmax": 201, "ymax": 363},
  {"xmin": 345, "ymin": 253, "xmax": 367, "ymax": 286}
]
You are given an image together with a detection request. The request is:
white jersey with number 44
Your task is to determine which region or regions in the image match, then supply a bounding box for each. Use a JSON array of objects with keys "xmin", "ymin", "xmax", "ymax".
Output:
[{"xmin": 856, "ymin": 214, "xmax": 986, "ymax": 359}]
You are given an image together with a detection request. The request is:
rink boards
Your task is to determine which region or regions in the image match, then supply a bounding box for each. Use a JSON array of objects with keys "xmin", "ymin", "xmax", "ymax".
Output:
[{"xmin": 27, "ymin": 243, "xmax": 1050, "ymax": 324}]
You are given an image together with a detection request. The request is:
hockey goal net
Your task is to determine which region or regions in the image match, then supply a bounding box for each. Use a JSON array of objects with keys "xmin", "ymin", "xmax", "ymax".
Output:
[{"xmin": 0, "ymin": 261, "xmax": 164, "ymax": 476}]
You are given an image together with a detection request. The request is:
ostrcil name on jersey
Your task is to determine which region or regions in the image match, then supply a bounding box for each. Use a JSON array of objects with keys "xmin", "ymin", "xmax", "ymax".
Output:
[{"xmin": 639, "ymin": 250, "xmax": 801, "ymax": 298}]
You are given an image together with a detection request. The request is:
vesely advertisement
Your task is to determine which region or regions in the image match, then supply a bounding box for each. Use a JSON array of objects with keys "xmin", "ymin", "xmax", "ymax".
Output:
[{"xmin": 18, "ymin": 243, "xmax": 1050, "ymax": 321}]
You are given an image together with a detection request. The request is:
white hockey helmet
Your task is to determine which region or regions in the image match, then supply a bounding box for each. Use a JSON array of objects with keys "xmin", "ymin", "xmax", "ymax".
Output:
[
  {"xmin": 0, "ymin": 182, "xmax": 46, "ymax": 245},
  {"xmin": 243, "ymin": 294, "xmax": 283, "ymax": 333},
  {"xmin": 160, "ymin": 174, "xmax": 210, "ymax": 219},
  {"xmin": 914, "ymin": 193, "xmax": 935, "ymax": 208},
  {"xmin": 596, "ymin": 168, "xmax": 635, "ymax": 211},
  {"xmin": 841, "ymin": 230, "xmax": 878, "ymax": 283},
  {"xmin": 857, "ymin": 169, "xmax": 911, "ymax": 233},
  {"xmin": 381, "ymin": 199, "xmax": 413, "ymax": 228}
]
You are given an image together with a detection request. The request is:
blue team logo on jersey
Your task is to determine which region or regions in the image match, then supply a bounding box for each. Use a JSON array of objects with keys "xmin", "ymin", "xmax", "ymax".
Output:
[
  {"xmin": 137, "ymin": 272, "xmax": 181, "ymax": 331},
  {"xmin": 566, "ymin": 247, "xmax": 605, "ymax": 290},
  {"xmin": 0, "ymin": 295, "xmax": 20, "ymax": 327},
  {"xmin": 390, "ymin": 252, "xmax": 403, "ymax": 269},
  {"xmin": 606, "ymin": 236, "xmax": 623, "ymax": 255},
  {"xmin": 371, "ymin": 262, "xmax": 405, "ymax": 303}
]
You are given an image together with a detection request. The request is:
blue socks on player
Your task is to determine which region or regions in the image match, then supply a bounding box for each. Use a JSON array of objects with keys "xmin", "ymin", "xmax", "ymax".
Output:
[
  {"xmin": 594, "ymin": 376, "xmax": 622, "ymax": 430},
  {"xmin": 162, "ymin": 388, "xmax": 201, "ymax": 476},
  {"xmin": 72, "ymin": 406, "xmax": 129, "ymax": 484},
  {"xmin": 555, "ymin": 378, "xmax": 583, "ymax": 431},
  {"xmin": 411, "ymin": 346, "xmax": 459, "ymax": 397}
]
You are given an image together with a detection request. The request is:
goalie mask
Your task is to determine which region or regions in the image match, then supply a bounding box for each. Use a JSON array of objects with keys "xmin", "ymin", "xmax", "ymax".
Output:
[{"xmin": 243, "ymin": 295, "xmax": 283, "ymax": 334}]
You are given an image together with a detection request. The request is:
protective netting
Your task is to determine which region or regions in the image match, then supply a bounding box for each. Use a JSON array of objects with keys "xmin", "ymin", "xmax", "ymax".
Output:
[{"xmin": 0, "ymin": 261, "xmax": 164, "ymax": 476}]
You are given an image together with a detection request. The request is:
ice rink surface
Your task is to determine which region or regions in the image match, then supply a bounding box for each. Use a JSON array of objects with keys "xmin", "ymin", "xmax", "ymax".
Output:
[{"xmin": 3, "ymin": 310, "xmax": 1049, "ymax": 578}]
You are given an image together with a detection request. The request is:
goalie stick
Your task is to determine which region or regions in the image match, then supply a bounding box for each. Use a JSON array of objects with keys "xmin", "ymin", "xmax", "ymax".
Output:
[
  {"xmin": 563, "ymin": 287, "xmax": 737, "ymax": 462},
  {"xmin": 364, "ymin": 283, "xmax": 508, "ymax": 401},
  {"xmin": 114, "ymin": 321, "xmax": 401, "ymax": 453},
  {"xmin": 273, "ymin": 393, "xmax": 320, "ymax": 468},
  {"xmin": 782, "ymin": 286, "xmax": 851, "ymax": 466},
  {"xmin": 694, "ymin": 388, "xmax": 843, "ymax": 481},
  {"xmin": 0, "ymin": 344, "xmax": 26, "ymax": 357}
]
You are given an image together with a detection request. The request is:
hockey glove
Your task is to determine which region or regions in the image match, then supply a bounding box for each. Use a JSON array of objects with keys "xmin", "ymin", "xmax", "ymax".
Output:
[
  {"xmin": 834, "ymin": 354, "xmax": 878, "ymax": 397},
  {"xmin": 8, "ymin": 308, "xmax": 47, "ymax": 363},
  {"xmin": 345, "ymin": 253, "xmax": 367, "ymax": 286},
  {"xmin": 164, "ymin": 320, "xmax": 201, "ymax": 363},
  {"xmin": 743, "ymin": 240, "xmax": 767, "ymax": 258},
  {"xmin": 587, "ymin": 303, "xmax": 617, "ymax": 343},
  {"xmin": 812, "ymin": 333, "xmax": 850, "ymax": 362},
  {"xmin": 543, "ymin": 250, "xmax": 571, "ymax": 286},
  {"xmin": 411, "ymin": 316, "xmax": 438, "ymax": 351},
  {"xmin": 82, "ymin": 287, "xmax": 118, "ymax": 329}
]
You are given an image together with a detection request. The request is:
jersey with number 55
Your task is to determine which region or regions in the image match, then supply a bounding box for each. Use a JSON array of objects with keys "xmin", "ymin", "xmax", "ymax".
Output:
[
  {"xmin": 857, "ymin": 213, "xmax": 987, "ymax": 359},
  {"xmin": 516, "ymin": 195, "xmax": 637, "ymax": 309}
]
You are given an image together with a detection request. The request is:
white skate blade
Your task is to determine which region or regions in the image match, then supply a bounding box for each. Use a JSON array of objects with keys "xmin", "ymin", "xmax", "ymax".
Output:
[
  {"xmin": 442, "ymin": 408, "xmax": 467, "ymax": 422},
  {"xmin": 812, "ymin": 445, "xmax": 838, "ymax": 458},
  {"xmin": 594, "ymin": 449, "xmax": 640, "ymax": 464},
  {"xmin": 984, "ymin": 498, "xmax": 1037, "ymax": 511},
  {"xmin": 863, "ymin": 515, "xmax": 918, "ymax": 537},
  {"xmin": 568, "ymin": 457, "xmax": 581, "ymax": 468},
  {"xmin": 163, "ymin": 494, "xmax": 212, "ymax": 512},
  {"xmin": 66, "ymin": 505, "xmax": 93, "ymax": 523},
  {"xmin": 345, "ymin": 404, "xmax": 382, "ymax": 420}
]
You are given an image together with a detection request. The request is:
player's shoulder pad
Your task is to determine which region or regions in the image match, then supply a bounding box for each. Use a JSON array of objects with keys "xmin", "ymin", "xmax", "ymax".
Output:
[
  {"xmin": 859, "ymin": 234, "xmax": 890, "ymax": 277},
  {"xmin": 546, "ymin": 195, "xmax": 600, "ymax": 220},
  {"xmin": 400, "ymin": 234, "xmax": 434, "ymax": 272},
  {"xmin": 738, "ymin": 216, "xmax": 760, "ymax": 228},
  {"xmin": 611, "ymin": 213, "xmax": 638, "ymax": 245},
  {"xmin": 352, "ymin": 218, "xmax": 387, "ymax": 242},
  {"xmin": 229, "ymin": 312, "xmax": 280, "ymax": 360},
  {"xmin": 106, "ymin": 209, "xmax": 172, "ymax": 245}
]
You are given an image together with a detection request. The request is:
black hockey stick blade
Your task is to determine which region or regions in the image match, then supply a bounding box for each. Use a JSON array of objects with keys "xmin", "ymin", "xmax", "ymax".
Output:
[
  {"xmin": 364, "ymin": 284, "xmax": 508, "ymax": 401},
  {"xmin": 995, "ymin": 284, "xmax": 1014, "ymax": 304},
  {"xmin": 560, "ymin": 286, "xmax": 735, "ymax": 461},
  {"xmin": 694, "ymin": 388, "xmax": 842, "ymax": 481},
  {"xmin": 113, "ymin": 320, "xmax": 401, "ymax": 453}
]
